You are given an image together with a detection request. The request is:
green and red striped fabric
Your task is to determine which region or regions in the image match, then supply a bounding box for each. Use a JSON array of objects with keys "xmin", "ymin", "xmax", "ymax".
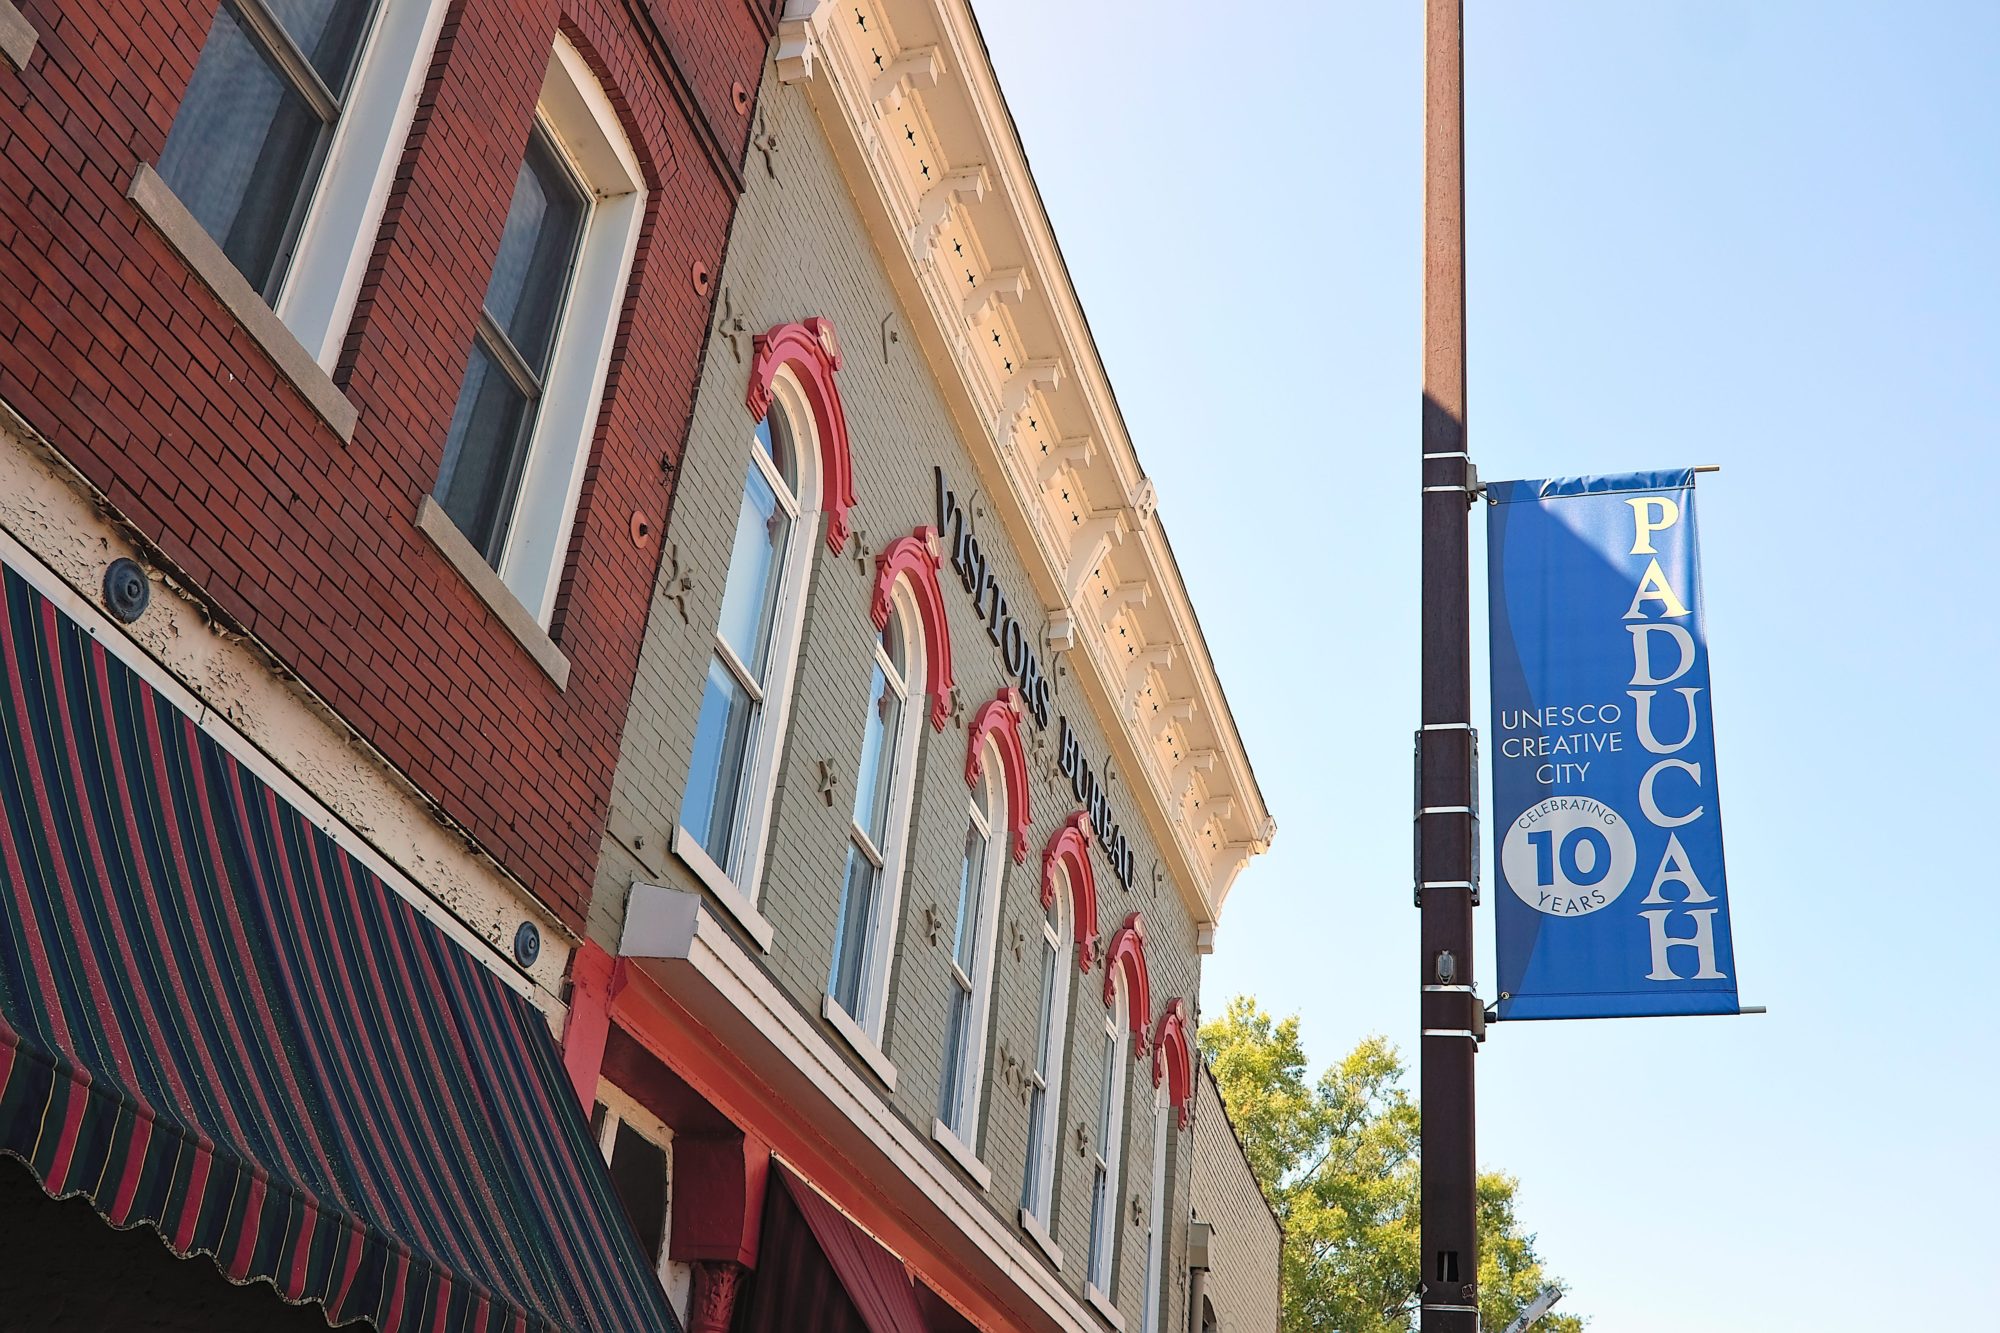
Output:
[{"xmin": 0, "ymin": 564, "xmax": 677, "ymax": 1333}]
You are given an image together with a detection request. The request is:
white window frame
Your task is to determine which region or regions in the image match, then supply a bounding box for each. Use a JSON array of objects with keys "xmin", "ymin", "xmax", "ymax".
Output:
[
  {"xmin": 828, "ymin": 581, "xmax": 925, "ymax": 1041},
  {"xmin": 1087, "ymin": 974, "xmax": 1132, "ymax": 1309},
  {"xmin": 1021, "ymin": 865, "xmax": 1072, "ymax": 1236},
  {"xmin": 593, "ymin": 1083, "xmax": 693, "ymax": 1323},
  {"xmin": 673, "ymin": 369, "xmax": 821, "ymax": 938},
  {"xmin": 273, "ymin": 0, "xmax": 451, "ymax": 369},
  {"xmin": 484, "ymin": 33, "xmax": 647, "ymax": 625},
  {"xmin": 933, "ymin": 737, "xmax": 1008, "ymax": 1177},
  {"xmin": 1140, "ymin": 1080, "xmax": 1172, "ymax": 1333}
]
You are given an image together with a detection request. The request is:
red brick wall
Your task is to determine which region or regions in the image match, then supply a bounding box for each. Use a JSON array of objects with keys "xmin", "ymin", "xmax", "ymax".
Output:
[{"xmin": 0, "ymin": 0, "xmax": 773, "ymax": 929}]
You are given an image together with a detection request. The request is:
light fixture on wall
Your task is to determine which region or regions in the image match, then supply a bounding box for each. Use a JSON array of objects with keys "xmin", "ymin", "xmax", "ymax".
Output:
[{"xmin": 102, "ymin": 558, "xmax": 150, "ymax": 624}]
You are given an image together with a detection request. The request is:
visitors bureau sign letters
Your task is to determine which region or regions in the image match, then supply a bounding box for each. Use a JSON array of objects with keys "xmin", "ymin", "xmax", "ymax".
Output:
[
  {"xmin": 1486, "ymin": 470, "xmax": 1742, "ymax": 1020},
  {"xmin": 935, "ymin": 468, "xmax": 1137, "ymax": 890}
]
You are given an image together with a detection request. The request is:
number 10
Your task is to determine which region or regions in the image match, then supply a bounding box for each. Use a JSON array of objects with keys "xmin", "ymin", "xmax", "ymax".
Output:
[{"xmin": 1526, "ymin": 826, "xmax": 1612, "ymax": 887}]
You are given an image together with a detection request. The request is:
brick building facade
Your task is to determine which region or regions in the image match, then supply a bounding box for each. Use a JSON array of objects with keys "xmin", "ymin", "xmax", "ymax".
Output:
[
  {"xmin": 0, "ymin": 0, "xmax": 775, "ymax": 1327},
  {"xmin": 1189, "ymin": 1065, "xmax": 1284, "ymax": 1333},
  {"xmin": 554, "ymin": 4, "xmax": 1282, "ymax": 1331},
  {"xmin": 0, "ymin": 0, "xmax": 1283, "ymax": 1328},
  {"xmin": 1, "ymin": 0, "xmax": 772, "ymax": 931}
]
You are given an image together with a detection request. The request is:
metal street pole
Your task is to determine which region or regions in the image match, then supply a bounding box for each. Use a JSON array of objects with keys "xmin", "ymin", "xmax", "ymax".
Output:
[{"xmin": 1417, "ymin": 0, "xmax": 1480, "ymax": 1330}]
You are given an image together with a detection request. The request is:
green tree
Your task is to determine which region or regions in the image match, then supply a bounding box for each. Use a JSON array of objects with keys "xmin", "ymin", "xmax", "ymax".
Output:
[{"xmin": 1200, "ymin": 997, "xmax": 1582, "ymax": 1333}]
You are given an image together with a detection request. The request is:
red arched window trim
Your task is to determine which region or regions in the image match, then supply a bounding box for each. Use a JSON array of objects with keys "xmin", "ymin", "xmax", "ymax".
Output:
[
  {"xmin": 871, "ymin": 527, "xmax": 955, "ymax": 732},
  {"xmin": 1039, "ymin": 810, "xmax": 1098, "ymax": 973},
  {"xmin": 746, "ymin": 318, "xmax": 858, "ymax": 554},
  {"xmin": 1152, "ymin": 998, "xmax": 1194, "ymax": 1128},
  {"xmin": 1103, "ymin": 912, "xmax": 1151, "ymax": 1057},
  {"xmin": 965, "ymin": 688, "xmax": 1031, "ymax": 863}
]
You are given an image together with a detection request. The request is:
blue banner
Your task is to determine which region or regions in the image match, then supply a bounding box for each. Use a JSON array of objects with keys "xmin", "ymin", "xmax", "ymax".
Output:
[{"xmin": 1487, "ymin": 470, "xmax": 1739, "ymax": 1020}]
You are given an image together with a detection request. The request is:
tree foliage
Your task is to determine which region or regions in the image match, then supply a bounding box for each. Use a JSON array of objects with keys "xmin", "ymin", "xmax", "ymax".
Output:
[{"xmin": 1200, "ymin": 997, "xmax": 1582, "ymax": 1333}]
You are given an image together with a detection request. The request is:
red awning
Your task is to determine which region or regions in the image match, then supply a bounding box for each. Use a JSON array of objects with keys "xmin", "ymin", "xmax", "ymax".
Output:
[
  {"xmin": 780, "ymin": 1168, "xmax": 931, "ymax": 1333},
  {"xmin": 732, "ymin": 1164, "xmax": 942, "ymax": 1333},
  {"xmin": 0, "ymin": 561, "xmax": 675, "ymax": 1331}
]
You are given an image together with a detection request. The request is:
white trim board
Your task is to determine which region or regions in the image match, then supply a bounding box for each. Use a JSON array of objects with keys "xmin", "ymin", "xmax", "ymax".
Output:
[{"xmin": 0, "ymin": 418, "xmax": 566, "ymax": 1009}]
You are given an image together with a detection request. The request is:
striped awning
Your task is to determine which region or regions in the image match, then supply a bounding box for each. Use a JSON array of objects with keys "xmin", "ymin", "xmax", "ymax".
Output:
[{"xmin": 0, "ymin": 563, "xmax": 676, "ymax": 1333}]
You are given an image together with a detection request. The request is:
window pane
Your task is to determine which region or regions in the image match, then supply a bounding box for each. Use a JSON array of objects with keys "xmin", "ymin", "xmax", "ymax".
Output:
[
  {"xmin": 828, "ymin": 845, "xmax": 878, "ymax": 1017},
  {"xmin": 264, "ymin": 0, "xmax": 377, "ymax": 92},
  {"xmin": 483, "ymin": 128, "xmax": 588, "ymax": 377},
  {"xmin": 939, "ymin": 983, "xmax": 972, "ymax": 1131},
  {"xmin": 157, "ymin": 4, "xmax": 327, "ymax": 298},
  {"xmin": 1022, "ymin": 1082, "xmax": 1046, "ymax": 1213},
  {"xmin": 971, "ymin": 760, "xmax": 992, "ymax": 817},
  {"xmin": 1096, "ymin": 1030, "xmax": 1116, "ymax": 1141},
  {"xmin": 715, "ymin": 460, "xmax": 791, "ymax": 675},
  {"xmin": 881, "ymin": 612, "xmax": 907, "ymax": 681},
  {"xmin": 1033, "ymin": 939, "xmax": 1057, "ymax": 1073},
  {"xmin": 434, "ymin": 338, "xmax": 534, "ymax": 563},
  {"xmin": 850, "ymin": 661, "xmax": 901, "ymax": 846},
  {"xmin": 607, "ymin": 1121, "xmax": 668, "ymax": 1267},
  {"xmin": 1088, "ymin": 1163, "xmax": 1110, "ymax": 1284},
  {"xmin": 754, "ymin": 408, "xmax": 796, "ymax": 496},
  {"xmin": 680, "ymin": 655, "xmax": 757, "ymax": 868},
  {"xmin": 951, "ymin": 820, "xmax": 986, "ymax": 975}
]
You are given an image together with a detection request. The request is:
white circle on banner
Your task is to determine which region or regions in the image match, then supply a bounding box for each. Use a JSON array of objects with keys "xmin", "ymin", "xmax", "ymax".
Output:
[{"xmin": 1501, "ymin": 797, "xmax": 1638, "ymax": 917}]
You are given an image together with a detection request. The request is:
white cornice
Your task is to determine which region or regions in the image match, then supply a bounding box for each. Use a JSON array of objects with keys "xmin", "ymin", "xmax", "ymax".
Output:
[{"xmin": 790, "ymin": 0, "xmax": 1273, "ymax": 927}]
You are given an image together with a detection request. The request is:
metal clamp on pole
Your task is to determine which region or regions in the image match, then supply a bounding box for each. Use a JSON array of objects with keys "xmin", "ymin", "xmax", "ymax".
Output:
[
  {"xmin": 1412, "ymin": 727, "xmax": 1481, "ymax": 905},
  {"xmin": 1422, "ymin": 451, "xmax": 1482, "ymax": 500}
]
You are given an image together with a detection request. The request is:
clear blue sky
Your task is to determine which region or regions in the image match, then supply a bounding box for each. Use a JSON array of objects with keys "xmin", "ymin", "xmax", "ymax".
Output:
[{"xmin": 972, "ymin": 3, "xmax": 1999, "ymax": 1328}]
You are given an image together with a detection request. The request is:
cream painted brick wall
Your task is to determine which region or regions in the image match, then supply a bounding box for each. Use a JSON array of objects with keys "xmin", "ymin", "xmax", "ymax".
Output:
[
  {"xmin": 1190, "ymin": 1064, "xmax": 1283, "ymax": 1333},
  {"xmin": 591, "ymin": 61, "xmax": 1242, "ymax": 1331}
]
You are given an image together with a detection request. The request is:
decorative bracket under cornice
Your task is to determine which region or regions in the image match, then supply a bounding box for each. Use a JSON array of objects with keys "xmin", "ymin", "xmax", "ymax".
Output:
[
  {"xmin": 910, "ymin": 165, "xmax": 990, "ymax": 252},
  {"xmin": 962, "ymin": 267, "xmax": 1028, "ymax": 324},
  {"xmin": 871, "ymin": 44, "xmax": 941, "ymax": 114},
  {"xmin": 1062, "ymin": 511, "xmax": 1129, "ymax": 597},
  {"xmin": 1127, "ymin": 478, "xmax": 1158, "ymax": 526},
  {"xmin": 1045, "ymin": 610, "xmax": 1077, "ymax": 655},
  {"xmin": 1124, "ymin": 645, "xmax": 1174, "ymax": 697},
  {"xmin": 1099, "ymin": 579, "xmax": 1148, "ymax": 615},
  {"xmin": 1000, "ymin": 359, "xmax": 1063, "ymax": 429},
  {"xmin": 1033, "ymin": 435, "xmax": 1094, "ymax": 488},
  {"xmin": 776, "ymin": 0, "xmax": 827, "ymax": 84}
]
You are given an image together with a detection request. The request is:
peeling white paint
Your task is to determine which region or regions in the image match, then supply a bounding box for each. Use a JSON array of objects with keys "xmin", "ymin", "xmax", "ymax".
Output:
[{"xmin": 0, "ymin": 408, "xmax": 572, "ymax": 1017}]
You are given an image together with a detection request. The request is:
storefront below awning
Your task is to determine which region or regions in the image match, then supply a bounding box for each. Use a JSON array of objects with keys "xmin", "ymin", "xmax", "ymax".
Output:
[
  {"xmin": 0, "ymin": 560, "xmax": 676, "ymax": 1332},
  {"xmin": 734, "ymin": 1166, "xmax": 974, "ymax": 1333},
  {"xmin": 614, "ymin": 883, "xmax": 1101, "ymax": 1333}
]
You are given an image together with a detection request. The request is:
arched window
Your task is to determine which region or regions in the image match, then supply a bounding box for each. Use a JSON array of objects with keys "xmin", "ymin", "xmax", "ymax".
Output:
[
  {"xmin": 828, "ymin": 590, "xmax": 924, "ymax": 1039},
  {"xmin": 676, "ymin": 386, "xmax": 817, "ymax": 921},
  {"xmin": 1087, "ymin": 970, "xmax": 1132, "ymax": 1305},
  {"xmin": 937, "ymin": 740, "xmax": 1006, "ymax": 1162},
  {"xmin": 1020, "ymin": 860, "xmax": 1073, "ymax": 1235},
  {"xmin": 1140, "ymin": 1079, "xmax": 1172, "ymax": 1332}
]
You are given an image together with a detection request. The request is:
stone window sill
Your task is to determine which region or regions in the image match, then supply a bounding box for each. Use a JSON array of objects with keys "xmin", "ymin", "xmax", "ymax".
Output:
[
  {"xmin": 415, "ymin": 496, "xmax": 570, "ymax": 689},
  {"xmin": 1019, "ymin": 1208, "xmax": 1064, "ymax": 1270},
  {"xmin": 1085, "ymin": 1282, "xmax": 1124, "ymax": 1331},
  {"xmin": 930, "ymin": 1119, "xmax": 992, "ymax": 1193},
  {"xmin": 671, "ymin": 825, "xmax": 776, "ymax": 952},
  {"xmin": 0, "ymin": 1, "xmax": 35, "ymax": 69},
  {"xmin": 821, "ymin": 995, "xmax": 897, "ymax": 1091},
  {"xmin": 125, "ymin": 163, "xmax": 358, "ymax": 442}
]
